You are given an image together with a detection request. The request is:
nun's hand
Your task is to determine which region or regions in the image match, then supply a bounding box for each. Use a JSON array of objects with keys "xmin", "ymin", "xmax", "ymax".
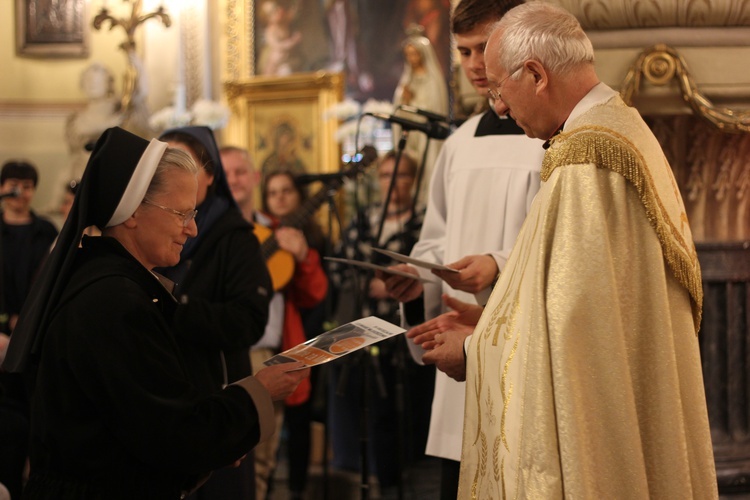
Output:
[{"xmin": 253, "ymin": 362, "xmax": 310, "ymax": 401}]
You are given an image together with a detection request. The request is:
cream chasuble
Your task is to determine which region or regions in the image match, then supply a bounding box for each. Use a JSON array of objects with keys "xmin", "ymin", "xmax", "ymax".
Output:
[{"xmin": 459, "ymin": 92, "xmax": 717, "ymax": 499}]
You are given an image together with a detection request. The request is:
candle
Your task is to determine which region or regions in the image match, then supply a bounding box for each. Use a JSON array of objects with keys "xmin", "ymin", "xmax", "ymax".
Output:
[
  {"xmin": 174, "ymin": 83, "xmax": 186, "ymax": 115},
  {"xmin": 174, "ymin": 7, "xmax": 186, "ymax": 115}
]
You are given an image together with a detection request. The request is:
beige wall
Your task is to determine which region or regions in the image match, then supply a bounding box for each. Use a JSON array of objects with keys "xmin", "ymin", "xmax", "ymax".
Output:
[
  {"xmin": 0, "ymin": 0, "xmax": 126, "ymax": 216},
  {"xmin": 2, "ymin": 0, "xmax": 749, "ymax": 217}
]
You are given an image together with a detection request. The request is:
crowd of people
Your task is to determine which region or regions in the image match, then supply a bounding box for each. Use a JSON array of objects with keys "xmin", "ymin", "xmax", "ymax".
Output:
[{"xmin": 0, "ymin": 1, "xmax": 721, "ymax": 499}]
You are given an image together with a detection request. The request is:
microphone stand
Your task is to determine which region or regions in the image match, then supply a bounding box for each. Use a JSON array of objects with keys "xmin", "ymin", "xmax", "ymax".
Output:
[
  {"xmin": 375, "ymin": 131, "xmax": 408, "ymax": 245},
  {"xmin": 326, "ymin": 163, "xmax": 374, "ymax": 500},
  {"xmin": 333, "ymin": 134, "xmax": 407, "ymax": 499},
  {"xmin": 368, "ymin": 130, "xmax": 412, "ymax": 500},
  {"xmin": 411, "ymin": 135, "xmax": 431, "ymax": 215},
  {"xmin": 0, "ymin": 204, "xmax": 7, "ymax": 335},
  {"xmin": 322, "ymin": 182, "xmax": 347, "ymax": 500}
]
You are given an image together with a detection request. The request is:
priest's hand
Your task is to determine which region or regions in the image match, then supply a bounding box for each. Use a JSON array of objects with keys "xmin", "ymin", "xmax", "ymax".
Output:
[
  {"xmin": 368, "ymin": 277, "xmax": 389, "ymax": 300},
  {"xmin": 406, "ymin": 294, "xmax": 481, "ymax": 350},
  {"xmin": 253, "ymin": 362, "xmax": 310, "ymax": 401},
  {"xmin": 433, "ymin": 254, "xmax": 498, "ymax": 294},
  {"xmin": 378, "ymin": 264, "xmax": 423, "ymax": 303},
  {"xmin": 422, "ymin": 327, "xmax": 468, "ymax": 382}
]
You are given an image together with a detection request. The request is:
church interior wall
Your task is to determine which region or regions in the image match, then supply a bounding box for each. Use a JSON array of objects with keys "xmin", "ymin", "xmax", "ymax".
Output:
[{"xmin": 0, "ymin": 0, "xmax": 748, "ymax": 233}]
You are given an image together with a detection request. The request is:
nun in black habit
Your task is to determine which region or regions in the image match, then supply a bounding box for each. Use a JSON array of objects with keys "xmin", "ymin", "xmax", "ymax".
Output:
[
  {"xmin": 2, "ymin": 127, "xmax": 307, "ymax": 500},
  {"xmin": 157, "ymin": 127, "xmax": 271, "ymax": 499},
  {"xmin": 157, "ymin": 126, "xmax": 271, "ymax": 396}
]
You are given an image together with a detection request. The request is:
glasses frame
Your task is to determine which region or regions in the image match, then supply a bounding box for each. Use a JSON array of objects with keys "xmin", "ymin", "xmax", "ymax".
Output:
[
  {"xmin": 142, "ymin": 199, "xmax": 198, "ymax": 227},
  {"xmin": 488, "ymin": 65, "xmax": 524, "ymax": 102}
]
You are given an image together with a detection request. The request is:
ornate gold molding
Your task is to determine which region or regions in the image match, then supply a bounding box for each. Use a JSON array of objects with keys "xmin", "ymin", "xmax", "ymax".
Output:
[
  {"xmin": 547, "ymin": 0, "xmax": 750, "ymax": 29},
  {"xmin": 223, "ymin": 0, "xmax": 253, "ymax": 82},
  {"xmin": 621, "ymin": 44, "xmax": 750, "ymax": 134}
]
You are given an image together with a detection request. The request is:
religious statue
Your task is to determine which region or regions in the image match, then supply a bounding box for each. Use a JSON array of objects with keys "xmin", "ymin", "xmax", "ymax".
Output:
[{"xmin": 65, "ymin": 62, "xmax": 123, "ymax": 180}]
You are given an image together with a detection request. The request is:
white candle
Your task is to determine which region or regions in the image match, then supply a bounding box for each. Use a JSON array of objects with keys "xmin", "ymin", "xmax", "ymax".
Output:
[
  {"xmin": 174, "ymin": 8, "xmax": 186, "ymax": 115},
  {"xmin": 174, "ymin": 83, "xmax": 186, "ymax": 115}
]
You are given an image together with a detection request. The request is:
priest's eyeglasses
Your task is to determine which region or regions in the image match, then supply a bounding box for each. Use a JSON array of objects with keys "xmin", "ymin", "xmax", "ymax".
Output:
[
  {"xmin": 487, "ymin": 66, "xmax": 523, "ymax": 102},
  {"xmin": 142, "ymin": 199, "xmax": 198, "ymax": 227}
]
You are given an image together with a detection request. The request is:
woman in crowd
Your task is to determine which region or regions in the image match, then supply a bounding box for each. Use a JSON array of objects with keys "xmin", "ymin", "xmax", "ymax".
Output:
[
  {"xmin": 328, "ymin": 151, "xmax": 434, "ymax": 496},
  {"xmin": 260, "ymin": 170, "xmax": 328, "ymax": 500},
  {"xmin": 2, "ymin": 127, "xmax": 307, "ymax": 499},
  {"xmin": 158, "ymin": 126, "xmax": 272, "ymax": 499}
]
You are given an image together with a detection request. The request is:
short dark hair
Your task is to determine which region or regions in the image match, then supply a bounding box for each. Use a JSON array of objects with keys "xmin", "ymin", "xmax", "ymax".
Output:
[
  {"xmin": 261, "ymin": 169, "xmax": 306, "ymax": 215},
  {"xmin": 159, "ymin": 131, "xmax": 216, "ymax": 178},
  {"xmin": 451, "ymin": 0, "xmax": 524, "ymax": 35},
  {"xmin": 1, "ymin": 160, "xmax": 38, "ymax": 186}
]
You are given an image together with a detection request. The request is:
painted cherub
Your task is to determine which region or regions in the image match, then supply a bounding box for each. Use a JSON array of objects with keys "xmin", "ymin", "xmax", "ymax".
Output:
[{"xmin": 259, "ymin": 0, "xmax": 303, "ymax": 76}]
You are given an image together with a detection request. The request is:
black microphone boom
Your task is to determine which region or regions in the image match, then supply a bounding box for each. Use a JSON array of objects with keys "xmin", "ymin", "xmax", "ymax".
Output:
[
  {"xmin": 296, "ymin": 171, "xmax": 351, "ymax": 184},
  {"xmin": 396, "ymin": 105, "xmax": 448, "ymax": 123},
  {"xmin": 367, "ymin": 112, "xmax": 451, "ymax": 140},
  {"xmin": 296, "ymin": 145, "xmax": 379, "ymax": 184}
]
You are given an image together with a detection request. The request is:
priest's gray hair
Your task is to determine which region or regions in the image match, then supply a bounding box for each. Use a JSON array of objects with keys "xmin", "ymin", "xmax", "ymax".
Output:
[
  {"xmin": 145, "ymin": 147, "xmax": 199, "ymax": 200},
  {"xmin": 490, "ymin": 2, "xmax": 594, "ymax": 77}
]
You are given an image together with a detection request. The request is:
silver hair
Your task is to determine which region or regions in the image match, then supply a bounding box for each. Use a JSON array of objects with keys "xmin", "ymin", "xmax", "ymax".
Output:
[
  {"xmin": 145, "ymin": 147, "xmax": 198, "ymax": 200},
  {"xmin": 491, "ymin": 2, "xmax": 594, "ymax": 77}
]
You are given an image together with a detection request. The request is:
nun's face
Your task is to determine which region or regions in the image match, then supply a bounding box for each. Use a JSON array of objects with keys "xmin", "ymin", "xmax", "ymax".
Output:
[{"xmin": 133, "ymin": 169, "xmax": 198, "ymax": 269}]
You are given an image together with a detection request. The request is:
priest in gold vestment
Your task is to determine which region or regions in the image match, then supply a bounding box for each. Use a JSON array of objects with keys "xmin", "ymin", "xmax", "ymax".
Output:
[{"xmin": 417, "ymin": 4, "xmax": 718, "ymax": 499}]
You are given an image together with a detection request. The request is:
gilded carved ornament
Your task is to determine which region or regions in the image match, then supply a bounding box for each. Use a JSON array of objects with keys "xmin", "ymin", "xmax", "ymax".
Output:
[
  {"xmin": 547, "ymin": 0, "xmax": 750, "ymax": 29},
  {"xmin": 92, "ymin": 0, "xmax": 172, "ymax": 116},
  {"xmin": 620, "ymin": 44, "xmax": 750, "ymax": 134}
]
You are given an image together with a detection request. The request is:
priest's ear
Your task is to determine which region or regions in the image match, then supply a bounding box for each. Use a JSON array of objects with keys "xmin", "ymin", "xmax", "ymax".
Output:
[{"xmin": 525, "ymin": 60, "xmax": 548, "ymax": 94}]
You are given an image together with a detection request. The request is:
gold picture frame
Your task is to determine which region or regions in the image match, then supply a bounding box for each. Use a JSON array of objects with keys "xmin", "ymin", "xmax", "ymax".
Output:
[
  {"xmin": 224, "ymin": 71, "xmax": 345, "ymax": 230},
  {"xmin": 224, "ymin": 71, "xmax": 344, "ymax": 179},
  {"xmin": 15, "ymin": 0, "xmax": 90, "ymax": 58}
]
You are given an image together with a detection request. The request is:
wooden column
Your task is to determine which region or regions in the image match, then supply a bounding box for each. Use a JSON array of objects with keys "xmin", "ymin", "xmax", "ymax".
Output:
[{"xmin": 698, "ymin": 241, "xmax": 750, "ymax": 493}]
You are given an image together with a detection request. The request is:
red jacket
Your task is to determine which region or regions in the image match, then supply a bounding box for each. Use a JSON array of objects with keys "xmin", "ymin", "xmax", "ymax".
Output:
[{"xmin": 281, "ymin": 247, "xmax": 328, "ymax": 406}]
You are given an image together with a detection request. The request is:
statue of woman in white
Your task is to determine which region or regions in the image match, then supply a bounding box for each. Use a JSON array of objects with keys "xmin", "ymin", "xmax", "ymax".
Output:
[
  {"xmin": 392, "ymin": 29, "xmax": 448, "ymax": 207},
  {"xmin": 65, "ymin": 63, "xmax": 123, "ymax": 179}
]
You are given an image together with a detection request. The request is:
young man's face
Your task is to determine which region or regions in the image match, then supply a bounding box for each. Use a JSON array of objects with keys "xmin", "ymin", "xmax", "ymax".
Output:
[
  {"xmin": 454, "ymin": 21, "xmax": 495, "ymax": 99},
  {"xmin": 1, "ymin": 178, "xmax": 35, "ymax": 212}
]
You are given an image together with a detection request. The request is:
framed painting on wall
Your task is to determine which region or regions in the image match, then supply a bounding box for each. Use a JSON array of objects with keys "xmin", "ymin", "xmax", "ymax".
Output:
[
  {"xmin": 224, "ymin": 71, "xmax": 344, "ymax": 179},
  {"xmin": 15, "ymin": 0, "xmax": 90, "ymax": 58},
  {"xmin": 224, "ymin": 72, "xmax": 345, "ymax": 228},
  {"xmin": 222, "ymin": 0, "xmax": 451, "ymax": 102}
]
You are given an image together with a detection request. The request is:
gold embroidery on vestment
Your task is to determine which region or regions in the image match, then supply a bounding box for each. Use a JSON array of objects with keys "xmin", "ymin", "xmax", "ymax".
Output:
[{"xmin": 543, "ymin": 125, "xmax": 703, "ymax": 329}]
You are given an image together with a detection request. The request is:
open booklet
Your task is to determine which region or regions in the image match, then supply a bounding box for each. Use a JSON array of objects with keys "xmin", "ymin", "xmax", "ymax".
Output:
[
  {"xmin": 263, "ymin": 316, "xmax": 405, "ymax": 368},
  {"xmin": 370, "ymin": 248, "xmax": 459, "ymax": 273}
]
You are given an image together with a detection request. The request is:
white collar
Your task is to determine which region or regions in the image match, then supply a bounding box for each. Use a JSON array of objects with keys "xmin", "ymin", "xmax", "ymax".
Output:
[{"xmin": 564, "ymin": 82, "xmax": 618, "ymax": 131}]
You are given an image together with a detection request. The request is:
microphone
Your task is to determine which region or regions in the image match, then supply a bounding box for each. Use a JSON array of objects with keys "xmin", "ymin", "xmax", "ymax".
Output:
[
  {"xmin": 297, "ymin": 171, "xmax": 351, "ymax": 184},
  {"xmin": 296, "ymin": 145, "xmax": 379, "ymax": 184},
  {"xmin": 366, "ymin": 112, "xmax": 451, "ymax": 140},
  {"xmin": 0, "ymin": 188, "xmax": 20, "ymax": 200},
  {"xmin": 396, "ymin": 105, "xmax": 448, "ymax": 123}
]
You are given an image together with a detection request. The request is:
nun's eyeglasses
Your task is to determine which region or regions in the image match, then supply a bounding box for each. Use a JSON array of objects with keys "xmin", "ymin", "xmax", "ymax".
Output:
[{"xmin": 142, "ymin": 199, "xmax": 198, "ymax": 227}]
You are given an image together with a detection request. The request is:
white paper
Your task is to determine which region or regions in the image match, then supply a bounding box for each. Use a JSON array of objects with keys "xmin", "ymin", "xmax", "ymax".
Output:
[
  {"xmin": 324, "ymin": 256, "xmax": 434, "ymax": 283},
  {"xmin": 370, "ymin": 247, "xmax": 460, "ymax": 273},
  {"xmin": 263, "ymin": 316, "xmax": 405, "ymax": 368}
]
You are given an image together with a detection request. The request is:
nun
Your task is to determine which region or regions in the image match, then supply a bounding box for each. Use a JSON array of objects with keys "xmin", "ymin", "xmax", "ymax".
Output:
[
  {"xmin": 156, "ymin": 126, "xmax": 271, "ymax": 499},
  {"xmin": 2, "ymin": 127, "xmax": 307, "ymax": 499}
]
